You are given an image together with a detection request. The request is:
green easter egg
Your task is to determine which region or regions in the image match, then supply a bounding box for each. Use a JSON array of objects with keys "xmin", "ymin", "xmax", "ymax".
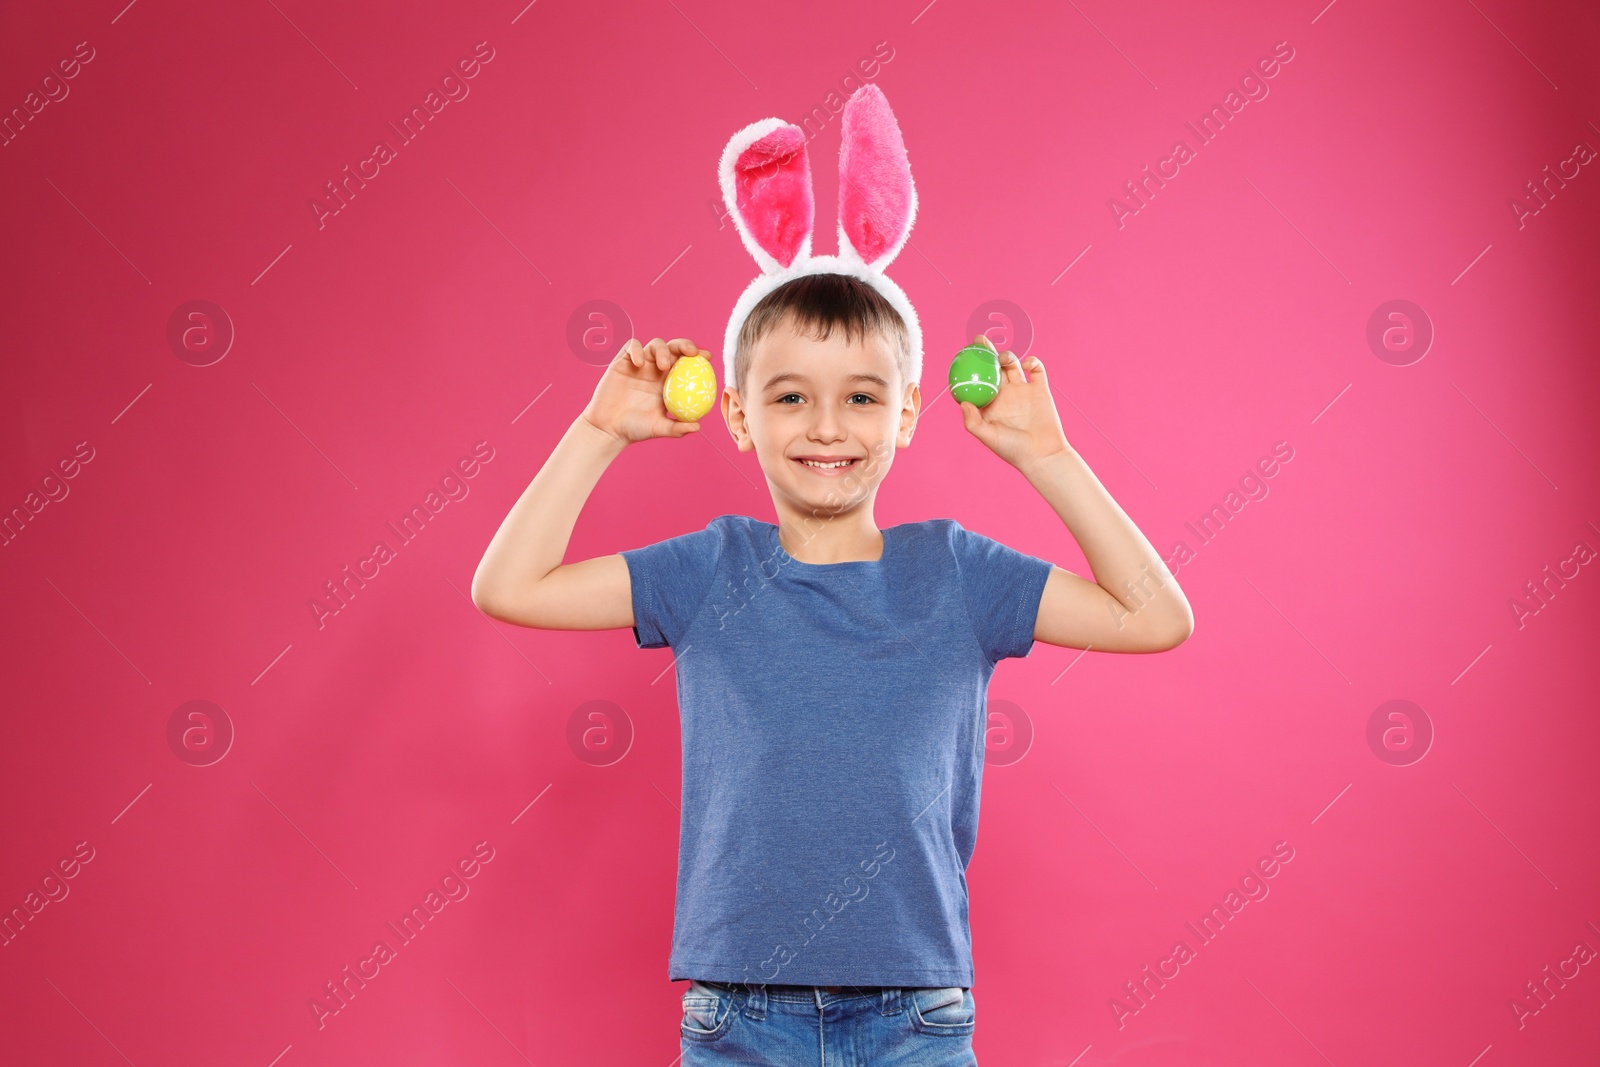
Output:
[{"xmin": 949, "ymin": 344, "xmax": 1001, "ymax": 407}]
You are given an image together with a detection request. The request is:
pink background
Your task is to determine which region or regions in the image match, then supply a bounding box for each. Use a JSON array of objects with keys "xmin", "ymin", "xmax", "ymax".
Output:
[{"xmin": 3, "ymin": 0, "xmax": 1598, "ymax": 1064}]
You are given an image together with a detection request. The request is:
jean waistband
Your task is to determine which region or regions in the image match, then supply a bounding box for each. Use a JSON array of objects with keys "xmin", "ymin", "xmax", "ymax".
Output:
[{"xmin": 699, "ymin": 980, "xmax": 889, "ymax": 997}]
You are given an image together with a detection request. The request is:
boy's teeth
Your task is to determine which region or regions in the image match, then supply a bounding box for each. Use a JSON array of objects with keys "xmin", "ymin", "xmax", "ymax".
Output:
[{"xmin": 801, "ymin": 459, "xmax": 853, "ymax": 468}]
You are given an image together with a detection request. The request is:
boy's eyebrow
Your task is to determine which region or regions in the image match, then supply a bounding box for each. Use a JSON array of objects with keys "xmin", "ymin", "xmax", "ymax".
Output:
[{"xmin": 763, "ymin": 371, "xmax": 891, "ymax": 390}]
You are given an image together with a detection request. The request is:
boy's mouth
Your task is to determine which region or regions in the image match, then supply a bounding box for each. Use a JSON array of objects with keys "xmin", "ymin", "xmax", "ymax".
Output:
[{"xmin": 792, "ymin": 455, "xmax": 861, "ymax": 477}]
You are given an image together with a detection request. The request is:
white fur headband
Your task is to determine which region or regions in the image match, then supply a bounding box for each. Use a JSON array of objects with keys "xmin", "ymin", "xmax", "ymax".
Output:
[{"xmin": 717, "ymin": 84, "xmax": 922, "ymax": 391}]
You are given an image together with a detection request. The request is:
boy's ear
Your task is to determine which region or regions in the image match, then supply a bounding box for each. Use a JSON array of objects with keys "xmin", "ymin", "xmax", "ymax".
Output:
[
  {"xmin": 897, "ymin": 382, "xmax": 921, "ymax": 448},
  {"xmin": 721, "ymin": 387, "xmax": 754, "ymax": 452}
]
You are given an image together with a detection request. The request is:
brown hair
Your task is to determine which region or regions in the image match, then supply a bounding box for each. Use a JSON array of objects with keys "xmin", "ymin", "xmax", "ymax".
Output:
[{"xmin": 732, "ymin": 273, "xmax": 913, "ymax": 398}]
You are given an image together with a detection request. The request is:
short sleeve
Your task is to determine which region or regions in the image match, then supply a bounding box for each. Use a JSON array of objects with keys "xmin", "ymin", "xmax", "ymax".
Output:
[
  {"xmin": 946, "ymin": 520, "xmax": 1055, "ymax": 663},
  {"xmin": 619, "ymin": 520, "xmax": 725, "ymax": 649}
]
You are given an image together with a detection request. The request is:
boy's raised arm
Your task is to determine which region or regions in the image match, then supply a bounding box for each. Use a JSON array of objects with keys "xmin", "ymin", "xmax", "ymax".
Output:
[
  {"xmin": 470, "ymin": 337, "xmax": 706, "ymax": 630},
  {"xmin": 957, "ymin": 338, "xmax": 1195, "ymax": 654}
]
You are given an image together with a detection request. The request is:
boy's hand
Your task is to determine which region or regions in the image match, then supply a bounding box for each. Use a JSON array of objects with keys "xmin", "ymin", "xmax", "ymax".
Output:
[
  {"xmin": 957, "ymin": 335, "xmax": 1073, "ymax": 472},
  {"xmin": 581, "ymin": 337, "xmax": 707, "ymax": 445}
]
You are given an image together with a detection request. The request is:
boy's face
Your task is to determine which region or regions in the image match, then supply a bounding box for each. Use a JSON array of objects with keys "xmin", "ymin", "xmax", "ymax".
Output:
[{"xmin": 721, "ymin": 316, "xmax": 920, "ymax": 519}]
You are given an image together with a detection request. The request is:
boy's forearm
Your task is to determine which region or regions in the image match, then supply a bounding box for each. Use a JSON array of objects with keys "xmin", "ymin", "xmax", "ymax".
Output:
[
  {"xmin": 1020, "ymin": 447, "xmax": 1193, "ymax": 637},
  {"xmin": 471, "ymin": 416, "xmax": 628, "ymax": 607}
]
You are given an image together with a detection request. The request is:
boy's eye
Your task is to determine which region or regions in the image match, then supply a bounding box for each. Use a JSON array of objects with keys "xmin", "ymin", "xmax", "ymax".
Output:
[{"xmin": 774, "ymin": 393, "xmax": 875, "ymax": 405}]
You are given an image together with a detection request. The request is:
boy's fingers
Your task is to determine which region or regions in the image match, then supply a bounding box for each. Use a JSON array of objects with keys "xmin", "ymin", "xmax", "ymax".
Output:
[
  {"xmin": 973, "ymin": 334, "xmax": 997, "ymax": 353},
  {"xmin": 999, "ymin": 350, "xmax": 1027, "ymax": 385},
  {"xmin": 643, "ymin": 337, "xmax": 672, "ymax": 371},
  {"xmin": 959, "ymin": 400, "xmax": 979, "ymax": 434}
]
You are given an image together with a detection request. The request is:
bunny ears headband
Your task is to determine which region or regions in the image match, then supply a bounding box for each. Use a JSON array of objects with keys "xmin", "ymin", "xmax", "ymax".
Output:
[{"xmin": 718, "ymin": 83, "xmax": 922, "ymax": 390}]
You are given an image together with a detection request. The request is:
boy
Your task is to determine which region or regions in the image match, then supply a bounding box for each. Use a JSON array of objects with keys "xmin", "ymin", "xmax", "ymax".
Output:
[{"xmin": 471, "ymin": 273, "xmax": 1194, "ymax": 1064}]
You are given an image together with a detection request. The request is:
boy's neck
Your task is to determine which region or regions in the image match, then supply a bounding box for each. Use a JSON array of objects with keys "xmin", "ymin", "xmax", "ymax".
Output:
[{"xmin": 773, "ymin": 510, "xmax": 885, "ymax": 565}]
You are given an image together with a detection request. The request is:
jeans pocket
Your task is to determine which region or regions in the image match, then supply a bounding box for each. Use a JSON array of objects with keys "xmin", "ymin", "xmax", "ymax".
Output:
[
  {"xmin": 908, "ymin": 986, "xmax": 976, "ymax": 1037},
  {"xmin": 681, "ymin": 981, "xmax": 734, "ymax": 1042}
]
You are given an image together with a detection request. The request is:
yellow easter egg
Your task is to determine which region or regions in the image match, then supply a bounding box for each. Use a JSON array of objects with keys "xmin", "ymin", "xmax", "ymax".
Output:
[{"xmin": 662, "ymin": 353, "xmax": 717, "ymax": 422}]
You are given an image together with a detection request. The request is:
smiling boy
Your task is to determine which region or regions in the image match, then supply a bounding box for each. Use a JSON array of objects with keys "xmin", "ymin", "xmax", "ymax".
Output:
[{"xmin": 472, "ymin": 269, "xmax": 1193, "ymax": 1063}]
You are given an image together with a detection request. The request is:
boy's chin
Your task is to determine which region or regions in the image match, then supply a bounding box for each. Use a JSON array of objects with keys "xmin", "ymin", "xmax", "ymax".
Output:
[{"xmin": 787, "ymin": 481, "xmax": 873, "ymax": 510}]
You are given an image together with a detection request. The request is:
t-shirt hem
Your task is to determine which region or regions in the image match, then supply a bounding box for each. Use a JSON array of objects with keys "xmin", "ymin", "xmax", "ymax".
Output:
[
  {"xmin": 1005, "ymin": 557, "xmax": 1054, "ymax": 660},
  {"xmin": 620, "ymin": 554, "xmax": 664, "ymax": 648},
  {"xmin": 670, "ymin": 959, "xmax": 974, "ymax": 987}
]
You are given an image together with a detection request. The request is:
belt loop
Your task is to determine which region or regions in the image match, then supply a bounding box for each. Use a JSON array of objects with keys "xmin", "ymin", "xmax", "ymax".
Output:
[{"xmin": 745, "ymin": 983, "xmax": 768, "ymax": 1020}]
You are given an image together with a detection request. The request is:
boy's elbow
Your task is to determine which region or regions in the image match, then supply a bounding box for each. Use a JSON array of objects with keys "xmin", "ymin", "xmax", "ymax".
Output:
[
  {"xmin": 1156, "ymin": 612, "xmax": 1194, "ymax": 650},
  {"xmin": 469, "ymin": 575, "xmax": 507, "ymax": 619},
  {"xmin": 469, "ymin": 575, "xmax": 573, "ymax": 630}
]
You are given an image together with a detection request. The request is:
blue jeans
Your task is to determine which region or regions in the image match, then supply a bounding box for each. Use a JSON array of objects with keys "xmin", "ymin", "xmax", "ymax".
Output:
[{"xmin": 680, "ymin": 980, "xmax": 978, "ymax": 1066}]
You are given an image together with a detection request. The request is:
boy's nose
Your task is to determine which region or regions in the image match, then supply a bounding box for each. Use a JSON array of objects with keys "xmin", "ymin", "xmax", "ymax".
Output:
[{"xmin": 808, "ymin": 412, "xmax": 846, "ymax": 440}]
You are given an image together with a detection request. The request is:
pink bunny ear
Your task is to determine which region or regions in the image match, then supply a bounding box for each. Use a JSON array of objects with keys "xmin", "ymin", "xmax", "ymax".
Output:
[
  {"xmin": 837, "ymin": 84, "xmax": 917, "ymax": 270},
  {"xmin": 718, "ymin": 119, "xmax": 815, "ymax": 274}
]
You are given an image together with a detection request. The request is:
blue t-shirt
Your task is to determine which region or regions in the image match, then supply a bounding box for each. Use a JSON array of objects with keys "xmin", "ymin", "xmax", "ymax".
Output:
[{"xmin": 621, "ymin": 514, "xmax": 1054, "ymax": 987}]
